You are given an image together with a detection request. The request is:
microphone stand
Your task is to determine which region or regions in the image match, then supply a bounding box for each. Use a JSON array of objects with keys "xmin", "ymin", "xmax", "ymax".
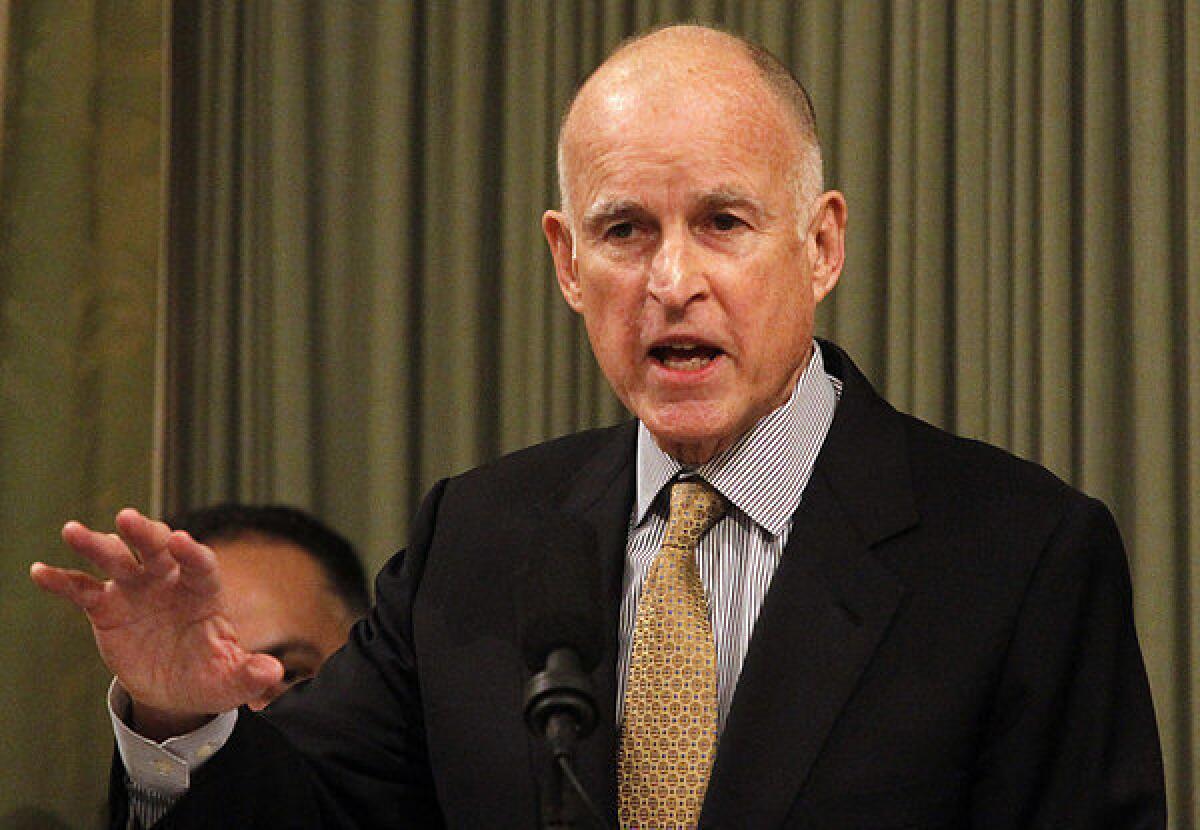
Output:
[{"xmin": 524, "ymin": 649, "xmax": 610, "ymax": 829}]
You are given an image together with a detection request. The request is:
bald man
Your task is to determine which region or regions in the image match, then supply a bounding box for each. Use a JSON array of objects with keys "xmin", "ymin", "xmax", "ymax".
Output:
[{"xmin": 35, "ymin": 25, "xmax": 1163, "ymax": 829}]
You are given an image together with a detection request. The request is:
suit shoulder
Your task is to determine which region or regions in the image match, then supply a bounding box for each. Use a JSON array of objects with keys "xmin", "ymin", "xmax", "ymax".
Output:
[
  {"xmin": 883, "ymin": 412, "xmax": 1128, "ymax": 613},
  {"xmin": 896, "ymin": 412, "xmax": 1098, "ymax": 534},
  {"xmin": 442, "ymin": 421, "xmax": 634, "ymax": 503}
]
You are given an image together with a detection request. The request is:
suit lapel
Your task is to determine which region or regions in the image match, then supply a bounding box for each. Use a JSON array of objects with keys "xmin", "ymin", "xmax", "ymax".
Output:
[
  {"xmin": 702, "ymin": 342, "xmax": 919, "ymax": 826},
  {"xmin": 527, "ymin": 422, "xmax": 636, "ymax": 824},
  {"xmin": 701, "ymin": 471, "xmax": 908, "ymax": 825}
]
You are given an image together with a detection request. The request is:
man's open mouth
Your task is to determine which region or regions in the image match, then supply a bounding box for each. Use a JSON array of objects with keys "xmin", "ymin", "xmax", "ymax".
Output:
[{"xmin": 649, "ymin": 343, "xmax": 723, "ymax": 370}]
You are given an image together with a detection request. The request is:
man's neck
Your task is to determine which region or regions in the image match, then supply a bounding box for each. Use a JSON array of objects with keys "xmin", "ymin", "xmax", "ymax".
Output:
[{"xmin": 633, "ymin": 341, "xmax": 839, "ymax": 534}]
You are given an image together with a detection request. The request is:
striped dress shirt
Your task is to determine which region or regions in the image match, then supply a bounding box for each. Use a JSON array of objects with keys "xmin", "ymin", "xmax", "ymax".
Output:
[{"xmin": 617, "ymin": 341, "xmax": 841, "ymax": 729}]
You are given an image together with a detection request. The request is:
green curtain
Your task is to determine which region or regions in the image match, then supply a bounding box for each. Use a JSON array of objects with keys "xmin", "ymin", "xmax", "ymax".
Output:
[
  {"xmin": 165, "ymin": 1, "xmax": 1197, "ymax": 824},
  {"xmin": 0, "ymin": 1, "xmax": 164, "ymax": 827},
  {"xmin": 164, "ymin": 1, "xmax": 629, "ymax": 568},
  {"xmin": 0, "ymin": 0, "xmax": 1176, "ymax": 826}
]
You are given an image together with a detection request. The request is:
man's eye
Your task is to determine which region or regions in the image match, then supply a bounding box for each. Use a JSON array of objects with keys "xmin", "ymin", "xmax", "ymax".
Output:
[
  {"xmin": 281, "ymin": 666, "xmax": 315, "ymax": 686},
  {"xmin": 606, "ymin": 222, "xmax": 635, "ymax": 240},
  {"xmin": 712, "ymin": 213, "xmax": 743, "ymax": 231}
]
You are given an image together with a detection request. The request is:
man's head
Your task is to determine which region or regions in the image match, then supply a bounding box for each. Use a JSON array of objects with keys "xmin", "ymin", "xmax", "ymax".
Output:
[
  {"xmin": 544, "ymin": 24, "xmax": 847, "ymax": 464},
  {"xmin": 169, "ymin": 504, "xmax": 369, "ymax": 709}
]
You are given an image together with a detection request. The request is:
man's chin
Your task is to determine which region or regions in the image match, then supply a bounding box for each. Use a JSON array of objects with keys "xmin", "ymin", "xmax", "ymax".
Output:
[{"xmin": 643, "ymin": 416, "xmax": 733, "ymax": 466}]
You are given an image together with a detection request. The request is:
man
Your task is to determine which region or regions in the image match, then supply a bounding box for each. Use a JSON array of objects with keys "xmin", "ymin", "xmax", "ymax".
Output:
[
  {"xmin": 95, "ymin": 504, "xmax": 368, "ymax": 825},
  {"xmin": 32, "ymin": 24, "xmax": 1164, "ymax": 828},
  {"xmin": 164, "ymin": 504, "xmax": 369, "ymax": 708}
]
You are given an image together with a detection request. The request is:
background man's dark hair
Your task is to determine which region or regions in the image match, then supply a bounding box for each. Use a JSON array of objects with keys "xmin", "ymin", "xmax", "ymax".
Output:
[{"xmin": 168, "ymin": 503, "xmax": 370, "ymax": 619}]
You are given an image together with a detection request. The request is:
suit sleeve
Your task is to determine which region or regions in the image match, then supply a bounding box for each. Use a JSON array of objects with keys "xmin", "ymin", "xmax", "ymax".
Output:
[
  {"xmin": 108, "ymin": 480, "xmax": 452, "ymax": 829},
  {"xmin": 970, "ymin": 496, "xmax": 1166, "ymax": 828}
]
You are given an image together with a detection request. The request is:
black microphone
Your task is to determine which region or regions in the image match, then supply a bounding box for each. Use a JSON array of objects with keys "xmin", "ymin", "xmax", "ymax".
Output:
[{"xmin": 516, "ymin": 512, "xmax": 608, "ymax": 829}]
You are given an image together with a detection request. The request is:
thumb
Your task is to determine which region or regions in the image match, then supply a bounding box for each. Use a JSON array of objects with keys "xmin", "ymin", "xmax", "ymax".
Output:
[{"xmin": 237, "ymin": 652, "xmax": 285, "ymax": 697}]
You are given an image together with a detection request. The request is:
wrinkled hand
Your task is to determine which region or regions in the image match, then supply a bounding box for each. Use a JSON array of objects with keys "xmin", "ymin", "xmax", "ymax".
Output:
[{"xmin": 30, "ymin": 508, "xmax": 282, "ymax": 738}]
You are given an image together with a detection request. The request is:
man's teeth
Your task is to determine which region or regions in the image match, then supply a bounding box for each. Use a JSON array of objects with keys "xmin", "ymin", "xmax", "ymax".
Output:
[
  {"xmin": 662, "ymin": 354, "xmax": 711, "ymax": 369},
  {"xmin": 657, "ymin": 345, "xmax": 717, "ymax": 369}
]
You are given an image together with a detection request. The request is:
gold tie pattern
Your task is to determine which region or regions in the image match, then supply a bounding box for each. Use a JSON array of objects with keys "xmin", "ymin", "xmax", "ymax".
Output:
[{"xmin": 619, "ymin": 478, "xmax": 727, "ymax": 829}]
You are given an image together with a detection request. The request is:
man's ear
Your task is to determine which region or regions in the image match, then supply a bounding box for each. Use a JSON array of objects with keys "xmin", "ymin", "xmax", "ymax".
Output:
[
  {"xmin": 808, "ymin": 190, "xmax": 848, "ymax": 304},
  {"xmin": 543, "ymin": 210, "xmax": 584, "ymax": 312}
]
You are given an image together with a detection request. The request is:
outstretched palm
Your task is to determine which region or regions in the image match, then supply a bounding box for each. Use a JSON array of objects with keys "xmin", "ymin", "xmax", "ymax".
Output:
[{"xmin": 31, "ymin": 508, "xmax": 281, "ymax": 736}]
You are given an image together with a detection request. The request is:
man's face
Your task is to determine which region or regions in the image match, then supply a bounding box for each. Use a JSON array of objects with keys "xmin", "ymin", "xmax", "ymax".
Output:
[
  {"xmin": 545, "ymin": 56, "xmax": 845, "ymax": 464},
  {"xmin": 214, "ymin": 534, "xmax": 353, "ymax": 710}
]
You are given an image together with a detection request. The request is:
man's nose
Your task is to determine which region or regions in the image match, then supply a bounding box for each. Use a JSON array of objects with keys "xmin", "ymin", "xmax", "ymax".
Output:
[{"xmin": 647, "ymin": 230, "xmax": 706, "ymax": 309}]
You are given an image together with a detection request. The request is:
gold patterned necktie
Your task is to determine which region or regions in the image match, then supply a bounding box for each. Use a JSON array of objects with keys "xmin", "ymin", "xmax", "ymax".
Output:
[{"xmin": 618, "ymin": 477, "xmax": 727, "ymax": 829}]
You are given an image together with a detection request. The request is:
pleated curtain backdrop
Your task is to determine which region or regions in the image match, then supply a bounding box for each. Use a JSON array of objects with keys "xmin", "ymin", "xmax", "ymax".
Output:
[
  {"xmin": 165, "ymin": 1, "xmax": 1197, "ymax": 825},
  {"xmin": 166, "ymin": 1, "xmax": 627, "ymax": 572},
  {"xmin": 0, "ymin": 1, "xmax": 164, "ymax": 825}
]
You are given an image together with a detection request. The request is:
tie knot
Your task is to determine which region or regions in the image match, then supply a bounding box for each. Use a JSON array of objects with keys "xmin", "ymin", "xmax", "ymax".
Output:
[{"xmin": 663, "ymin": 478, "xmax": 726, "ymax": 551}]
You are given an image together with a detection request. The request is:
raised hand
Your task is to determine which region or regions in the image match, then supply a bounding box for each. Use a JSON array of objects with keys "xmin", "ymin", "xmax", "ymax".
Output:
[{"xmin": 30, "ymin": 508, "xmax": 283, "ymax": 740}]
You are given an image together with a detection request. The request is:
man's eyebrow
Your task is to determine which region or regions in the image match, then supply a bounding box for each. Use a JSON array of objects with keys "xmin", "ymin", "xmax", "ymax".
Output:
[
  {"xmin": 697, "ymin": 188, "xmax": 766, "ymax": 216},
  {"xmin": 581, "ymin": 199, "xmax": 645, "ymax": 229},
  {"xmin": 580, "ymin": 190, "xmax": 769, "ymax": 230}
]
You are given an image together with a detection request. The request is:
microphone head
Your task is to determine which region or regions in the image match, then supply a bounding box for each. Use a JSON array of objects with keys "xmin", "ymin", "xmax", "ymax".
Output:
[{"xmin": 515, "ymin": 511, "xmax": 604, "ymax": 674}]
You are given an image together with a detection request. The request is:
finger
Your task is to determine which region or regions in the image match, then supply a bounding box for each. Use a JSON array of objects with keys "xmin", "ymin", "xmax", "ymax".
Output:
[
  {"xmin": 237, "ymin": 652, "xmax": 285, "ymax": 697},
  {"xmin": 114, "ymin": 508, "xmax": 175, "ymax": 569},
  {"xmin": 61, "ymin": 521, "xmax": 143, "ymax": 581},
  {"xmin": 136, "ymin": 529, "xmax": 197, "ymax": 579},
  {"xmin": 203, "ymin": 652, "xmax": 284, "ymax": 713},
  {"xmin": 29, "ymin": 562, "xmax": 107, "ymax": 610},
  {"xmin": 167, "ymin": 531, "xmax": 222, "ymax": 594}
]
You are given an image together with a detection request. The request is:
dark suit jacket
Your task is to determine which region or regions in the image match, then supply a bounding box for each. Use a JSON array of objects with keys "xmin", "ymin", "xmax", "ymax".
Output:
[{"xmin": 118, "ymin": 341, "xmax": 1165, "ymax": 828}]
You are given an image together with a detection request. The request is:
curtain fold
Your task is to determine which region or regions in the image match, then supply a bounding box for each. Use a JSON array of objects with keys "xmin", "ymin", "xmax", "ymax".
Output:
[
  {"xmin": 0, "ymin": 1, "xmax": 164, "ymax": 825},
  {"xmin": 165, "ymin": 1, "xmax": 1195, "ymax": 824}
]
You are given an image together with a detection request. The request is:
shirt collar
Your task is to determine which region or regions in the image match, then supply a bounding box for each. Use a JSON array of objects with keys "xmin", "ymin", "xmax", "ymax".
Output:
[{"xmin": 634, "ymin": 340, "xmax": 840, "ymax": 537}]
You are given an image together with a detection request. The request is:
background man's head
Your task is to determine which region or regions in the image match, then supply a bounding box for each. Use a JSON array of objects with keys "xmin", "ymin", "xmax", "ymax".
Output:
[
  {"xmin": 169, "ymin": 503, "xmax": 369, "ymax": 709},
  {"xmin": 543, "ymin": 25, "xmax": 847, "ymax": 464}
]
